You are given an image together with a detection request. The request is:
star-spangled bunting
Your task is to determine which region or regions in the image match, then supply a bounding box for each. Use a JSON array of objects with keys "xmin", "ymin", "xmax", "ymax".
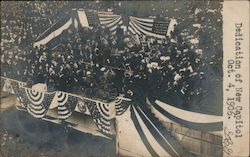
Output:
[
  {"xmin": 128, "ymin": 16, "xmax": 170, "ymax": 39},
  {"xmin": 84, "ymin": 99, "xmax": 113, "ymax": 135}
]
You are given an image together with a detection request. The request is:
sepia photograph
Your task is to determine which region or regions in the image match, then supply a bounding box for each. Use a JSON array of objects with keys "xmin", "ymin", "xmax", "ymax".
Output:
[{"xmin": 0, "ymin": 1, "xmax": 249, "ymax": 157}]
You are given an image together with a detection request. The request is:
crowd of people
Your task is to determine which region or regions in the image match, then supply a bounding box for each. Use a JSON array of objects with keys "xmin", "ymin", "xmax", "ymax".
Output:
[
  {"xmin": 1, "ymin": 1, "xmax": 223, "ymax": 107},
  {"xmin": 1, "ymin": 1, "xmax": 69, "ymax": 50}
]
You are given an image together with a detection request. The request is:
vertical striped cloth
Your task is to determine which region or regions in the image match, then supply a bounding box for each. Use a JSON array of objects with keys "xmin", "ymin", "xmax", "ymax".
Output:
[{"xmin": 128, "ymin": 16, "xmax": 170, "ymax": 39}]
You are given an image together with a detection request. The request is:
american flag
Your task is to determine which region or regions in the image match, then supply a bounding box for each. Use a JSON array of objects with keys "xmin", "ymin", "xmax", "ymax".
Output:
[
  {"xmin": 85, "ymin": 11, "xmax": 123, "ymax": 34},
  {"xmin": 57, "ymin": 92, "xmax": 78, "ymax": 120},
  {"xmin": 128, "ymin": 16, "xmax": 170, "ymax": 39},
  {"xmin": 85, "ymin": 11, "xmax": 100, "ymax": 27},
  {"xmin": 84, "ymin": 99, "xmax": 113, "ymax": 135}
]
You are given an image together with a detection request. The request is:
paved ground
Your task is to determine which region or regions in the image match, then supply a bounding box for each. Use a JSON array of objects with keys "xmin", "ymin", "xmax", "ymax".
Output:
[{"xmin": 0, "ymin": 108, "xmax": 116, "ymax": 157}]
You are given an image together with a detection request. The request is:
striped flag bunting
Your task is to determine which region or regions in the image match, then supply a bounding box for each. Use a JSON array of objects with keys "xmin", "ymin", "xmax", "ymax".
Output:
[
  {"xmin": 1, "ymin": 78, "xmax": 128, "ymax": 136},
  {"xmin": 84, "ymin": 99, "xmax": 113, "ymax": 135},
  {"xmin": 114, "ymin": 97, "xmax": 130, "ymax": 116},
  {"xmin": 25, "ymin": 89, "xmax": 55, "ymax": 118},
  {"xmin": 98, "ymin": 13, "xmax": 123, "ymax": 35},
  {"xmin": 0, "ymin": 76, "xmax": 222, "ymax": 155},
  {"xmin": 128, "ymin": 16, "xmax": 170, "ymax": 39},
  {"xmin": 1, "ymin": 78, "xmax": 223, "ymax": 157},
  {"xmin": 33, "ymin": 9, "xmax": 124, "ymax": 48},
  {"xmin": 34, "ymin": 16, "xmax": 72, "ymax": 47},
  {"xmin": 151, "ymin": 99, "xmax": 223, "ymax": 131},
  {"xmin": 79, "ymin": 11, "xmax": 123, "ymax": 35},
  {"xmin": 130, "ymin": 105, "xmax": 187, "ymax": 157},
  {"xmin": 80, "ymin": 10, "xmax": 124, "ymax": 34},
  {"xmin": 7, "ymin": 79, "xmax": 55, "ymax": 118},
  {"xmin": 57, "ymin": 91, "xmax": 78, "ymax": 120}
]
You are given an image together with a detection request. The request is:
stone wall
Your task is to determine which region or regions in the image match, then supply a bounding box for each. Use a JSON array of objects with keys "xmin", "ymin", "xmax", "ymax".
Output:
[{"xmin": 162, "ymin": 121, "xmax": 223, "ymax": 157}]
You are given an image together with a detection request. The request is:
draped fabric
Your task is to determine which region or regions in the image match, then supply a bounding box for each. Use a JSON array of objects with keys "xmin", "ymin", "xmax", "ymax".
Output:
[
  {"xmin": 10, "ymin": 81, "xmax": 56, "ymax": 118},
  {"xmin": 130, "ymin": 105, "xmax": 183, "ymax": 157},
  {"xmin": 114, "ymin": 97, "xmax": 130, "ymax": 116},
  {"xmin": 128, "ymin": 16, "xmax": 170, "ymax": 39},
  {"xmin": 33, "ymin": 10, "xmax": 124, "ymax": 48},
  {"xmin": 2, "ymin": 78, "xmax": 117, "ymax": 135},
  {"xmin": 3, "ymin": 78, "xmax": 223, "ymax": 124},
  {"xmin": 98, "ymin": 13, "xmax": 123, "ymax": 34},
  {"xmin": 84, "ymin": 99, "xmax": 113, "ymax": 135},
  {"xmin": 1, "ymin": 76, "xmax": 222, "ymax": 150},
  {"xmin": 57, "ymin": 92, "xmax": 78, "ymax": 120},
  {"xmin": 25, "ymin": 89, "xmax": 55, "ymax": 118},
  {"xmin": 77, "ymin": 10, "xmax": 89, "ymax": 27},
  {"xmin": 151, "ymin": 100, "xmax": 223, "ymax": 131},
  {"xmin": 33, "ymin": 9, "xmax": 177, "ymax": 48},
  {"xmin": 34, "ymin": 17, "xmax": 72, "ymax": 47}
]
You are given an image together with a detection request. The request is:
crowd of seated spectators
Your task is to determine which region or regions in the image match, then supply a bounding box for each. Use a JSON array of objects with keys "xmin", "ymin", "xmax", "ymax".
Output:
[
  {"xmin": 1, "ymin": 1, "xmax": 223, "ymax": 105},
  {"xmin": 1, "ymin": 1, "xmax": 69, "ymax": 50}
]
